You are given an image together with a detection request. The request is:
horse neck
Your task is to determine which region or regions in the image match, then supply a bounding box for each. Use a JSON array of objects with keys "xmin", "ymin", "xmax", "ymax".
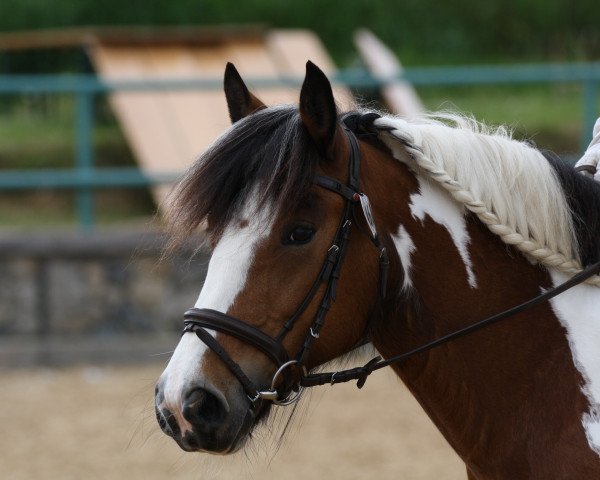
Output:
[{"xmin": 362, "ymin": 146, "xmax": 600, "ymax": 476}]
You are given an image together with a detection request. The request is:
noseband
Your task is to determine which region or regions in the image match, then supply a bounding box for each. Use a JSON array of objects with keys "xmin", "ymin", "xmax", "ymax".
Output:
[
  {"xmin": 182, "ymin": 117, "xmax": 600, "ymax": 411},
  {"xmin": 183, "ymin": 124, "xmax": 389, "ymax": 408}
]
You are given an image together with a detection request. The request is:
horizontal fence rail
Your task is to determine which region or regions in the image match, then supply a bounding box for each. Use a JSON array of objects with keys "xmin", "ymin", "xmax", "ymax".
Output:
[
  {"xmin": 0, "ymin": 168, "xmax": 180, "ymax": 190},
  {"xmin": 0, "ymin": 62, "xmax": 599, "ymax": 91},
  {"xmin": 0, "ymin": 62, "xmax": 599, "ymax": 230}
]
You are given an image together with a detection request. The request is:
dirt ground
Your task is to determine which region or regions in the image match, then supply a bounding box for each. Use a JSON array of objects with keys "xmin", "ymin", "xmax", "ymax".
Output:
[{"xmin": 1, "ymin": 363, "xmax": 466, "ymax": 480}]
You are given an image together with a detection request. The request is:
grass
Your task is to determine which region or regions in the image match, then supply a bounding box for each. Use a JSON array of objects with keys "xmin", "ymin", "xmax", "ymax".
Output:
[
  {"xmin": 0, "ymin": 84, "xmax": 597, "ymax": 229},
  {"xmin": 0, "ymin": 95, "xmax": 135, "ymax": 169},
  {"xmin": 419, "ymin": 84, "xmax": 585, "ymax": 154},
  {"xmin": 0, "ymin": 95, "xmax": 155, "ymax": 229}
]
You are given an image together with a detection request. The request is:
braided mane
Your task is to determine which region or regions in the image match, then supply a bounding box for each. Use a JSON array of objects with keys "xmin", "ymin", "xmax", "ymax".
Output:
[{"xmin": 371, "ymin": 113, "xmax": 600, "ymax": 287}]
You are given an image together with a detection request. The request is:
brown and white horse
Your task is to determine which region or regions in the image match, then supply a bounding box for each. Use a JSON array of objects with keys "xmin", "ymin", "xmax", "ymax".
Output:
[{"xmin": 155, "ymin": 61, "xmax": 600, "ymax": 479}]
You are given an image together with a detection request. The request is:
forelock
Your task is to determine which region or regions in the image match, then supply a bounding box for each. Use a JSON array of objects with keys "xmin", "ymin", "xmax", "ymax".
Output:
[{"xmin": 166, "ymin": 105, "xmax": 322, "ymax": 246}]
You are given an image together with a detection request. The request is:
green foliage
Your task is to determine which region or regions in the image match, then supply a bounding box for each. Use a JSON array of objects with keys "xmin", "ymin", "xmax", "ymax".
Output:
[
  {"xmin": 1, "ymin": 0, "xmax": 599, "ymax": 67},
  {"xmin": 420, "ymin": 84, "xmax": 584, "ymax": 153}
]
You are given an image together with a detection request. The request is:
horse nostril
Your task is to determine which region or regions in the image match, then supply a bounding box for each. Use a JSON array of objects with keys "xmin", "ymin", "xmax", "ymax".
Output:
[{"xmin": 182, "ymin": 387, "xmax": 228, "ymax": 430}]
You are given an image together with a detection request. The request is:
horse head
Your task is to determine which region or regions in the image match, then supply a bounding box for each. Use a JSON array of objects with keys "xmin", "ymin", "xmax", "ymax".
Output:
[{"xmin": 155, "ymin": 62, "xmax": 400, "ymax": 453}]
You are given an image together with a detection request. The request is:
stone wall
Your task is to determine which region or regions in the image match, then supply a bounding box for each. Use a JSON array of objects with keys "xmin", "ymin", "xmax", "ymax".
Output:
[{"xmin": 0, "ymin": 231, "xmax": 209, "ymax": 365}]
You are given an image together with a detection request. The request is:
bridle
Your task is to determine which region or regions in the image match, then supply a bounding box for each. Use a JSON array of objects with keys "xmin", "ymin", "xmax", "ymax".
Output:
[
  {"xmin": 183, "ymin": 121, "xmax": 389, "ymax": 408},
  {"xmin": 182, "ymin": 115, "xmax": 600, "ymax": 411}
]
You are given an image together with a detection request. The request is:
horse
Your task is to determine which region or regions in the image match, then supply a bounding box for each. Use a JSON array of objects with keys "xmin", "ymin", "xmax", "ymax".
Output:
[{"xmin": 155, "ymin": 61, "xmax": 600, "ymax": 479}]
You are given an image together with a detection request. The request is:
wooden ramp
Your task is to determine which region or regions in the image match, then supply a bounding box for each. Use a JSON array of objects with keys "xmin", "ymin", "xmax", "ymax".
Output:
[{"xmin": 87, "ymin": 29, "xmax": 353, "ymax": 206}]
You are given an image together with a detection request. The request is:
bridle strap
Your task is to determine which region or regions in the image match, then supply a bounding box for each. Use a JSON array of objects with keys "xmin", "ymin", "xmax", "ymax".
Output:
[
  {"xmin": 300, "ymin": 258, "xmax": 600, "ymax": 389},
  {"xmin": 273, "ymin": 127, "xmax": 364, "ymax": 345},
  {"xmin": 192, "ymin": 326, "xmax": 261, "ymax": 399},
  {"xmin": 183, "ymin": 308, "xmax": 290, "ymax": 367},
  {"xmin": 314, "ymin": 175, "xmax": 357, "ymax": 201},
  {"xmin": 294, "ymin": 218, "xmax": 353, "ymax": 365}
]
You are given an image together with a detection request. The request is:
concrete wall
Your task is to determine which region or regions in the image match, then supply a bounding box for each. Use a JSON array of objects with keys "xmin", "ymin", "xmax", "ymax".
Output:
[{"xmin": 0, "ymin": 231, "xmax": 209, "ymax": 366}]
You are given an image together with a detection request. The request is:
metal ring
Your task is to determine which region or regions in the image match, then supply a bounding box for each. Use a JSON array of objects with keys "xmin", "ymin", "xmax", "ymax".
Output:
[
  {"xmin": 269, "ymin": 360, "xmax": 298, "ymax": 390},
  {"xmin": 267, "ymin": 360, "xmax": 308, "ymax": 406},
  {"xmin": 273, "ymin": 387, "xmax": 304, "ymax": 406}
]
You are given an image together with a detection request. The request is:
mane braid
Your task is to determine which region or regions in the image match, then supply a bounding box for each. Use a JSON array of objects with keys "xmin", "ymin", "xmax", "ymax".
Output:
[
  {"xmin": 166, "ymin": 105, "xmax": 320, "ymax": 247},
  {"xmin": 371, "ymin": 113, "xmax": 600, "ymax": 287}
]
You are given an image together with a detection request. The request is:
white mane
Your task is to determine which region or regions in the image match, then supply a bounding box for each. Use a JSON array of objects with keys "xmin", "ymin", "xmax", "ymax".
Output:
[{"xmin": 373, "ymin": 113, "xmax": 599, "ymax": 286}]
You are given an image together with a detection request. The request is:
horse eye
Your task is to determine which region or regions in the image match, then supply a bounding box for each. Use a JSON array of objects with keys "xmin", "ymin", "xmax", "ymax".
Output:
[{"xmin": 283, "ymin": 225, "xmax": 315, "ymax": 245}]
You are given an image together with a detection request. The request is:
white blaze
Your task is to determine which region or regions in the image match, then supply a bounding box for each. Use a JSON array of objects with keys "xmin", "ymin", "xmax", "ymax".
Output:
[
  {"xmin": 194, "ymin": 216, "xmax": 268, "ymax": 312},
  {"xmin": 159, "ymin": 193, "xmax": 274, "ymax": 417}
]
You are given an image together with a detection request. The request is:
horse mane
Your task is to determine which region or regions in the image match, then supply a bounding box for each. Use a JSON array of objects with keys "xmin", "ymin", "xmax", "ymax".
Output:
[
  {"xmin": 166, "ymin": 105, "xmax": 320, "ymax": 247},
  {"xmin": 167, "ymin": 102, "xmax": 600, "ymax": 285},
  {"xmin": 371, "ymin": 112, "xmax": 600, "ymax": 285}
]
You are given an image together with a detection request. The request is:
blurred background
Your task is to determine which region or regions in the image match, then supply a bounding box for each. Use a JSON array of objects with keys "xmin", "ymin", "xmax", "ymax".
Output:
[{"xmin": 0, "ymin": 1, "xmax": 598, "ymax": 479}]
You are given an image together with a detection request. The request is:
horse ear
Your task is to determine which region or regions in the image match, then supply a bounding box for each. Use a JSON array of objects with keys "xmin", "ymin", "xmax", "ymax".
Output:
[
  {"xmin": 224, "ymin": 62, "xmax": 266, "ymax": 123},
  {"xmin": 299, "ymin": 61, "xmax": 338, "ymax": 152}
]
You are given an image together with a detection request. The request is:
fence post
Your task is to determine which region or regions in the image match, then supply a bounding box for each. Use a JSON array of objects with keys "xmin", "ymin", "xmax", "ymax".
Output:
[
  {"xmin": 75, "ymin": 88, "xmax": 95, "ymax": 231},
  {"xmin": 582, "ymin": 80, "xmax": 599, "ymax": 152}
]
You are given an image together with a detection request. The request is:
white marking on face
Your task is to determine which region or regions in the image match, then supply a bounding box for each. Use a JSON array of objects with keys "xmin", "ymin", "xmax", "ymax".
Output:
[
  {"xmin": 158, "ymin": 333, "xmax": 207, "ymax": 436},
  {"xmin": 159, "ymin": 192, "xmax": 275, "ymax": 425},
  {"xmin": 409, "ymin": 176, "xmax": 477, "ymax": 288},
  {"xmin": 194, "ymin": 202, "xmax": 272, "ymax": 311},
  {"xmin": 391, "ymin": 224, "xmax": 416, "ymax": 290},
  {"xmin": 548, "ymin": 270, "xmax": 600, "ymax": 456}
]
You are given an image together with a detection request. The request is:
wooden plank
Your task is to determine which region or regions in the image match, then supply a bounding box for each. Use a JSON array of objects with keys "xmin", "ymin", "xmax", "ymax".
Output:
[
  {"xmin": 354, "ymin": 29, "xmax": 424, "ymax": 117},
  {"xmin": 89, "ymin": 43, "xmax": 196, "ymax": 204},
  {"xmin": 89, "ymin": 45, "xmax": 188, "ymax": 168},
  {"xmin": 90, "ymin": 40, "xmax": 300, "ymax": 165},
  {"xmin": 87, "ymin": 38, "xmax": 297, "ymax": 207},
  {"xmin": 87, "ymin": 31, "xmax": 355, "ymax": 208},
  {"xmin": 267, "ymin": 29, "xmax": 354, "ymax": 109},
  {"xmin": 220, "ymin": 39, "xmax": 297, "ymax": 106},
  {"xmin": 141, "ymin": 45, "xmax": 231, "ymax": 162}
]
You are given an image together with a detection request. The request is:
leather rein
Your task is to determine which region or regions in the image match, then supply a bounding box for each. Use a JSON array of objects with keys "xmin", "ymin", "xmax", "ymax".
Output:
[{"xmin": 182, "ymin": 121, "xmax": 600, "ymax": 410}]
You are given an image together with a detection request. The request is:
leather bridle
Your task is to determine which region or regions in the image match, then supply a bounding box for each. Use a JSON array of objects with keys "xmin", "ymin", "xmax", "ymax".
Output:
[
  {"xmin": 182, "ymin": 117, "xmax": 600, "ymax": 410},
  {"xmin": 183, "ymin": 124, "xmax": 389, "ymax": 408}
]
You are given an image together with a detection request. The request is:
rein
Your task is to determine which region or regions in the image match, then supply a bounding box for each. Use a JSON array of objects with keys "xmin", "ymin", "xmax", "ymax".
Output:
[
  {"xmin": 301, "ymin": 258, "xmax": 600, "ymax": 389},
  {"xmin": 182, "ymin": 119, "xmax": 600, "ymax": 409}
]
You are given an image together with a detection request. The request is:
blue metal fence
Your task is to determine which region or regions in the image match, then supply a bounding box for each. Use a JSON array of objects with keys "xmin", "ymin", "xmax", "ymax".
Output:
[{"xmin": 1, "ymin": 62, "xmax": 599, "ymax": 230}]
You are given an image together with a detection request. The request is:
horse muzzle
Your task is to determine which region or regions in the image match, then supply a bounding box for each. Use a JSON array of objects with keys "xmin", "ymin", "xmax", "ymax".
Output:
[{"xmin": 155, "ymin": 377, "xmax": 258, "ymax": 454}]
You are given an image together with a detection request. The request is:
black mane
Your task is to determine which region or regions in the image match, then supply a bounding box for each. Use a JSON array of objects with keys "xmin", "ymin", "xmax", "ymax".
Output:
[
  {"xmin": 544, "ymin": 151, "xmax": 600, "ymax": 266},
  {"xmin": 168, "ymin": 106, "xmax": 323, "ymax": 244}
]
